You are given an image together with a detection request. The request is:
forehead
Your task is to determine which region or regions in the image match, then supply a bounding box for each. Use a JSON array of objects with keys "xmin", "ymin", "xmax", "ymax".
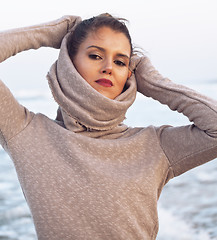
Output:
[{"xmin": 82, "ymin": 27, "xmax": 131, "ymax": 55}]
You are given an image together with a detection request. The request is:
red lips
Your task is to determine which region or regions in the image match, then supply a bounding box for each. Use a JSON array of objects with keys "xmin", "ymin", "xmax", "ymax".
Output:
[{"xmin": 95, "ymin": 79, "xmax": 113, "ymax": 87}]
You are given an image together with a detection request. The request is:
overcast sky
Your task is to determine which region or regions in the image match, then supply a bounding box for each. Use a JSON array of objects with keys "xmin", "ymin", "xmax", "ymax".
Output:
[{"xmin": 0, "ymin": 0, "xmax": 217, "ymax": 90}]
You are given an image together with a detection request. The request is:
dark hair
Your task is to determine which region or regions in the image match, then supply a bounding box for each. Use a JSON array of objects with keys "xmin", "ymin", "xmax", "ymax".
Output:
[{"xmin": 67, "ymin": 13, "xmax": 133, "ymax": 59}]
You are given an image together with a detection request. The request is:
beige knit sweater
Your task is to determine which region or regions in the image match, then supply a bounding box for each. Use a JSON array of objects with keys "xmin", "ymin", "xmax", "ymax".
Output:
[{"xmin": 0, "ymin": 16, "xmax": 217, "ymax": 240}]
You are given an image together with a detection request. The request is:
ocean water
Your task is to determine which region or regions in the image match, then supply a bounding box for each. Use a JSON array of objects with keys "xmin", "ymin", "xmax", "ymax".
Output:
[{"xmin": 0, "ymin": 80, "xmax": 217, "ymax": 240}]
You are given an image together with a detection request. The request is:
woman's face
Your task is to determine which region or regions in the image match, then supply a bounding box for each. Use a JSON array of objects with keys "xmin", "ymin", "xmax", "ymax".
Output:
[{"xmin": 72, "ymin": 27, "xmax": 132, "ymax": 99}]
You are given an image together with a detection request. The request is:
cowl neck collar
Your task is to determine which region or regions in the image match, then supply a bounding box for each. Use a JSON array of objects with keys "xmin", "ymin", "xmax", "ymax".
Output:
[{"xmin": 47, "ymin": 32, "xmax": 137, "ymax": 136}]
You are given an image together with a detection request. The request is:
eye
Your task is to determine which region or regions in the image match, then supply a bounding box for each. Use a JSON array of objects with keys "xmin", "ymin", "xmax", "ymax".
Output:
[
  {"xmin": 89, "ymin": 54, "xmax": 102, "ymax": 60},
  {"xmin": 114, "ymin": 60, "xmax": 126, "ymax": 67}
]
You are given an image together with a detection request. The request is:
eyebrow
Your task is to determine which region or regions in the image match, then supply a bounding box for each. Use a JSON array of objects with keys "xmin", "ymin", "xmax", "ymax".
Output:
[{"xmin": 87, "ymin": 45, "xmax": 130, "ymax": 59}]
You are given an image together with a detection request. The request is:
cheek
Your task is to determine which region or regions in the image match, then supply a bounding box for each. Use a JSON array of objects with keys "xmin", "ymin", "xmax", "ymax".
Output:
[
  {"xmin": 74, "ymin": 59, "xmax": 92, "ymax": 81},
  {"xmin": 118, "ymin": 70, "xmax": 129, "ymax": 85}
]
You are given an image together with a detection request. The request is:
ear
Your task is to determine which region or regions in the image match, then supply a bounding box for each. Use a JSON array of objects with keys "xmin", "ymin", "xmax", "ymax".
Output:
[{"xmin": 128, "ymin": 70, "xmax": 132, "ymax": 79}]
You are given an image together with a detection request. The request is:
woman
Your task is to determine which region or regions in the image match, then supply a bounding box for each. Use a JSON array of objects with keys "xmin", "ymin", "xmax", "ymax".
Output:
[{"xmin": 0, "ymin": 14, "xmax": 217, "ymax": 240}]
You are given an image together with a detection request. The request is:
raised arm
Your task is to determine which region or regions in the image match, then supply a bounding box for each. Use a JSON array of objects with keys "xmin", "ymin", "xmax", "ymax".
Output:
[
  {"xmin": 0, "ymin": 15, "xmax": 81, "ymax": 149},
  {"xmin": 132, "ymin": 56, "xmax": 217, "ymax": 177},
  {"xmin": 0, "ymin": 15, "xmax": 81, "ymax": 62}
]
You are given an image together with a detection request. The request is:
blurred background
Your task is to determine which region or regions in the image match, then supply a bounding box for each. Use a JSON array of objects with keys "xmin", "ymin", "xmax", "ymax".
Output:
[{"xmin": 0, "ymin": 0, "xmax": 217, "ymax": 239}]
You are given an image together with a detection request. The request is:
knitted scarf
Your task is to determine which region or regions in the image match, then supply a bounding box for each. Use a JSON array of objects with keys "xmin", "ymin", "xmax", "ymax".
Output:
[{"xmin": 47, "ymin": 32, "xmax": 137, "ymax": 136}]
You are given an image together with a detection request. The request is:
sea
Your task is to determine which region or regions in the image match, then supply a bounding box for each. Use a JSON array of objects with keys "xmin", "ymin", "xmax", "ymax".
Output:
[{"xmin": 0, "ymin": 53, "xmax": 217, "ymax": 239}]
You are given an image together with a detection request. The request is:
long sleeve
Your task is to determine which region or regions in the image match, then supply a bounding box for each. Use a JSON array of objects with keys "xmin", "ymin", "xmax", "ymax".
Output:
[
  {"xmin": 0, "ymin": 80, "xmax": 33, "ymax": 149},
  {"xmin": 0, "ymin": 15, "xmax": 81, "ymax": 62},
  {"xmin": 134, "ymin": 56, "xmax": 217, "ymax": 177},
  {"xmin": 0, "ymin": 15, "xmax": 81, "ymax": 148}
]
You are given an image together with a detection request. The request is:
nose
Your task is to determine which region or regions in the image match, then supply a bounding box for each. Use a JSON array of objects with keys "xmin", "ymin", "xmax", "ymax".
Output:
[{"xmin": 100, "ymin": 60, "xmax": 112, "ymax": 75}]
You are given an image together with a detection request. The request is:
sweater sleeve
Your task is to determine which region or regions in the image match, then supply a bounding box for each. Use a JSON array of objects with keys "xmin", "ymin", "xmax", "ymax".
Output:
[
  {"xmin": 0, "ymin": 80, "xmax": 34, "ymax": 149},
  {"xmin": 0, "ymin": 15, "xmax": 81, "ymax": 62},
  {"xmin": 0, "ymin": 16, "xmax": 81, "ymax": 148},
  {"xmin": 134, "ymin": 56, "xmax": 217, "ymax": 177}
]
